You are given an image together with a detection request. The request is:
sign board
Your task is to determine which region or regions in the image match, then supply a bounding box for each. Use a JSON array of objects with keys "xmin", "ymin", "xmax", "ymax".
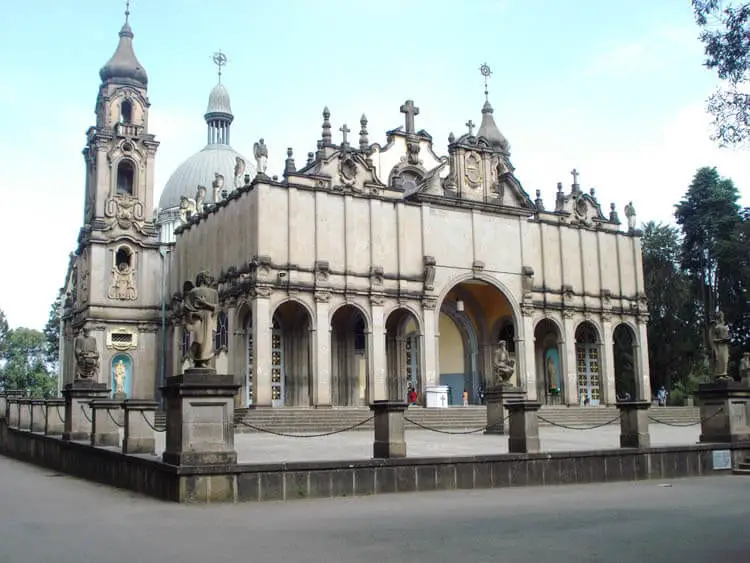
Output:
[{"xmin": 712, "ymin": 449, "xmax": 732, "ymax": 470}]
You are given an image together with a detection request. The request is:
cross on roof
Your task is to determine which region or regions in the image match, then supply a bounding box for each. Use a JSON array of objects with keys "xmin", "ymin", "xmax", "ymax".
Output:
[
  {"xmin": 400, "ymin": 100, "xmax": 420, "ymax": 135},
  {"xmin": 571, "ymin": 168, "xmax": 580, "ymax": 185},
  {"xmin": 466, "ymin": 120, "xmax": 475, "ymax": 136},
  {"xmin": 340, "ymin": 124, "xmax": 351, "ymax": 146},
  {"xmin": 212, "ymin": 50, "xmax": 228, "ymax": 83},
  {"xmin": 125, "ymin": 0, "xmax": 131, "ymax": 23}
]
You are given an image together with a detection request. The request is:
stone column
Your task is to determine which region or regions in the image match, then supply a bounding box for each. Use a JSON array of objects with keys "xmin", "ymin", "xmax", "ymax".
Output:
[
  {"xmin": 562, "ymin": 313, "xmax": 578, "ymax": 405},
  {"xmin": 62, "ymin": 380, "xmax": 110, "ymax": 441},
  {"xmin": 90, "ymin": 400, "xmax": 122, "ymax": 447},
  {"xmin": 616, "ymin": 400, "xmax": 650, "ymax": 448},
  {"xmin": 18, "ymin": 399, "xmax": 32, "ymax": 431},
  {"xmin": 697, "ymin": 380, "xmax": 750, "ymax": 443},
  {"xmin": 371, "ymin": 400, "xmax": 407, "ymax": 458},
  {"xmin": 314, "ymin": 294, "xmax": 331, "ymax": 406},
  {"xmin": 484, "ymin": 384, "xmax": 525, "ymax": 435},
  {"xmin": 161, "ymin": 368, "xmax": 240, "ymax": 466},
  {"xmin": 122, "ymin": 400, "xmax": 158, "ymax": 454},
  {"xmin": 520, "ymin": 313, "xmax": 536, "ymax": 400},
  {"xmin": 252, "ymin": 292, "xmax": 272, "ymax": 406},
  {"xmin": 44, "ymin": 398, "xmax": 65, "ymax": 436},
  {"xmin": 30, "ymin": 399, "xmax": 46, "ymax": 433},
  {"xmin": 506, "ymin": 400, "xmax": 542, "ymax": 453},
  {"xmin": 422, "ymin": 301, "xmax": 438, "ymax": 388},
  {"xmin": 371, "ymin": 302, "xmax": 387, "ymax": 401},
  {"xmin": 601, "ymin": 317, "xmax": 616, "ymax": 405},
  {"xmin": 636, "ymin": 322, "xmax": 651, "ymax": 402}
]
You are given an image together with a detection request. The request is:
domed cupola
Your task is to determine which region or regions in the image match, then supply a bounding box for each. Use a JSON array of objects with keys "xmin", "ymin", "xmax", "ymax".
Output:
[
  {"xmin": 204, "ymin": 82, "xmax": 234, "ymax": 145},
  {"xmin": 476, "ymin": 100, "xmax": 510, "ymax": 153},
  {"xmin": 99, "ymin": 8, "xmax": 148, "ymax": 87}
]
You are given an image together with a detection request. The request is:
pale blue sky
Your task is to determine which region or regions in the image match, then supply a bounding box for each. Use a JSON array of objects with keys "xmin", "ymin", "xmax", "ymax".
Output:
[{"xmin": 0, "ymin": 0, "xmax": 747, "ymax": 330}]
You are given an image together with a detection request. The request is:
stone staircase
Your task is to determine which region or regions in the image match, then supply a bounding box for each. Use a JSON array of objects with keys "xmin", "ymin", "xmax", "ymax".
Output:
[
  {"xmin": 734, "ymin": 456, "xmax": 750, "ymax": 475},
  {"xmin": 232, "ymin": 405, "xmax": 701, "ymax": 434}
]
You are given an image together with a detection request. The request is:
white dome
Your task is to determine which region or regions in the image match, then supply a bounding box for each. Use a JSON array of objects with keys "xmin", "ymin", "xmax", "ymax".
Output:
[{"xmin": 206, "ymin": 83, "xmax": 232, "ymax": 115}]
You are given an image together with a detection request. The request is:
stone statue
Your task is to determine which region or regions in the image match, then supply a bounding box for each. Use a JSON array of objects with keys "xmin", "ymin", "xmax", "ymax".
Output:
[
  {"xmin": 113, "ymin": 359, "xmax": 126, "ymax": 394},
  {"xmin": 179, "ymin": 196, "xmax": 196, "ymax": 224},
  {"xmin": 74, "ymin": 327, "xmax": 100, "ymax": 380},
  {"xmin": 493, "ymin": 340, "xmax": 516, "ymax": 384},
  {"xmin": 710, "ymin": 310, "xmax": 731, "ymax": 379},
  {"xmin": 546, "ymin": 354, "xmax": 558, "ymax": 390},
  {"xmin": 182, "ymin": 271, "xmax": 219, "ymax": 368},
  {"xmin": 212, "ymin": 173, "xmax": 224, "ymax": 202},
  {"xmin": 740, "ymin": 352, "xmax": 750, "ymax": 385},
  {"xmin": 195, "ymin": 185, "xmax": 207, "ymax": 214},
  {"xmin": 233, "ymin": 157, "xmax": 246, "ymax": 188},
  {"xmin": 624, "ymin": 201, "xmax": 637, "ymax": 231},
  {"xmin": 253, "ymin": 139, "xmax": 268, "ymax": 175}
]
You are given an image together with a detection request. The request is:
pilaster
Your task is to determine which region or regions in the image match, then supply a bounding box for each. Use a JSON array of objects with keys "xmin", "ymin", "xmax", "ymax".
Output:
[
  {"xmin": 520, "ymin": 313, "xmax": 536, "ymax": 400},
  {"xmin": 601, "ymin": 317, "xmax": 616, "ymax": 404},
  {"xmin": 562, "ymin": 312, "xmax": 577, "ymax": 405},
  {"xmin": 422, "ymin": 299, "xmax": 438, "ymax": 388},
  {"xmin": 252, "ymin": 292, "xmax": 272, "ymax": 406},
  {"xmin": 636, "ymin": 321, "xmax": 651, "ymax": 401},
  {"xmin": 314, "ymin": 293, "xmax": 331, "ymax": 406},
  {"xmin": 371, "ymin": 302, "xmax": 386, "ymax": 401}
]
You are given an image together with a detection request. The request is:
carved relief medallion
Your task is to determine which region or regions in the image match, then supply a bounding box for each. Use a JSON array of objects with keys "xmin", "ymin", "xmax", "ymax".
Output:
[
  {"xmin": 464, "ymin": 151, "xmax": 482, "ymax": 187},
  {"xmin": 105, "ymin": 194, "xmax": 146, "ymax": 233}
]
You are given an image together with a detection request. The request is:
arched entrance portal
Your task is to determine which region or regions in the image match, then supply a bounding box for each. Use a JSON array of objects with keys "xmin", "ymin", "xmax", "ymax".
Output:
[
  {"xmin": 613, "ymin": 323, "xmax": 637, "ymax": 401},
  {"xmin": 234, "ymin": 304, "xmax": 253, "ymax": 406},
  {"xmin": 272, "ymin": 301, "xmax": 313, "ymax": 407},
  {"xmin": 575, "ymin": 322, "xmax": 601, "ymax": 406},
  {"xmin": 439, "ymin": 280, "xmax": 516, "ymax": 405},
  {"xmin": 331, "ymin": 305, "xmax": 368, "ymax": 406},
  {"xmin": 534, "ymin": 318, "xmax": 564, "ymax": 405},
  {"xmin": 385, "ymin": 308, "xmax": 421, "ymax": 402}
]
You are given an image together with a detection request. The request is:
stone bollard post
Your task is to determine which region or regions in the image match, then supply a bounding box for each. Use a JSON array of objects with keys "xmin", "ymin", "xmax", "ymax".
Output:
[
  {"xmin": 696, "ymin": 380, "xmax": 750, "ymax": 443},
  {"xmin": 370, "ymin": 400, "xmax": 408, "ymax": 458},
  {"xmin": 616, "ymin": 400, "xmax": 651, "ymax": 448},
  {"xmin": 484, "ymin": 384, "xmax": 525, "ymax": 435},
  {"xmin": 44, "ymin": 398, "xmax": 65, "ymax": 436},
  {"xmin": 90, "ymin": 400, "xmax": 122, "ymax": 447},
  {"xmin": 161, "ymin": 368, "xmax": 240, "ymax": 465},
  {"xmin": 30, "ymin": 399, "xmax": 46, "ymax": 433},
  {"xmin": 18, "ymin": 398, "xmax": 32, "ymax": 431},
  {"xmin": 122, "ymin": 400, "xmax": 159, "ymax": 455},
  {"xmin": 62, "ymin": 380, "xmax": 111, "ymax": 441},
  {"xmin": 506, "ymin": 400, "xmax": 542, "ymax": 454}
]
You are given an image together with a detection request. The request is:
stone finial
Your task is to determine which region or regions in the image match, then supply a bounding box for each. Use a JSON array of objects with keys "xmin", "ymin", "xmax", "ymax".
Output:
[
  {"xmin": 306, "ymin": 152, "xmax": 315, "ymax": 166},
  {"xmin": 359, "ymin": 114, "xmax": 369, "ymax": 151},
  {"xmin": 284, "ymin": 147, "xmax": 296, "ymax": 176},
  {"xmin": 448, "ymin": 132, "xmax": 455, "ymax": 144},
  {"xmin": 589, "ymin": 187, "xmax": 596, "ymax": 198},
  {"xmin": 243, "ymin": 173, "xmax": 250, "ymax": 186},
  {"xmin": 322, "ymin": 106, "xmax": 332, "ymax": 145},
  {"xmin": 535, "ymin": 189, "xmax": 545, "ymax": 211},
  {"xmin": 609, "ymin": 202, "xmax": 620, "ymax": 224}
]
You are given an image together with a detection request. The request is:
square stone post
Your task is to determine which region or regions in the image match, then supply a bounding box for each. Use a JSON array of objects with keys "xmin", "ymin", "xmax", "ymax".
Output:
[
  {"xmin": 18, "ymin": 399, "xmax": 32, "ymax": 431},
  {"xmin": 370, "ymin": 400, "xmax": 407, "ymax": 458},
  {"xmin": 90, "ymin": 400, "xmax": 122, "ymax": 447},
  {"xmin": 62, "ymin": 380, "xmax": 110, "ymax": 441},
  {"xmin": 616, "ymin": 400, "xmax": 651, "ymax": 448},
  {"xmin": 507, "ymin": 400, "xmax": 542, "ymax": 453},
  {"xmin": 30, "ymin": 399, "xmax": 46, "ymax": 433},
  {"xmin": 161, "ymin": 368, "xmax": 239, "ymax": 466},
  {"xmin": 44, "ymin": 398, "xmax": 65, "ymax": 436},
  {"xmin": 0, "ymin": 392, "xmax": 6, "ymax": 421},
  {"xmin": 484, "ymin": 384, "xmax": 525, "ymax": 435},
  {"xmin": 122, "ymin": 400, "xmax": 159, "ymax": 455},
  {"xmin": 697, "ymin": 380, "xmax": 750, "ymax": 443},
  {"xmin": 7, "ymin": 398, "xmax": 20, "ymax": 428}
]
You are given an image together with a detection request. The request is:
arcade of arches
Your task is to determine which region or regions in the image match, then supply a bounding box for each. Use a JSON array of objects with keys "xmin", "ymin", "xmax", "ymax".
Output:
[{"xmin": 210, "ymin": 293, "xmax": 645, "ymax": 409}]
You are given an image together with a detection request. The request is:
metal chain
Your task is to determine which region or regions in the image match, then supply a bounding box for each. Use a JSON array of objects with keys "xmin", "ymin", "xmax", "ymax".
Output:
[
  {"xmin": 648, "ymin": 406, "xmax": 724, "ymax": 427},
  {"xmin": 403, "ymin": 415, "xmax": 510, "ymax": 435},
  {"xmin": 236, "ymin": 415, "xmax": 375, "ymax": 438},
  {"xmin": 79, "ymin": 404, "xmax": 92, "ymax": 423},
  {"xmin": 536, "ymin": 412, "xmax": 623, "ymax": 430},
  {"xmin": 55, "ymin": 405, "xmax": 65, "ymax": 424},
  {"xmin": 107, "ymin": 409, "xmax": 125, "ymax": 428},
  {"xmin": 140, "ymin": 410, "xmax": 166, "ymax": 433}
]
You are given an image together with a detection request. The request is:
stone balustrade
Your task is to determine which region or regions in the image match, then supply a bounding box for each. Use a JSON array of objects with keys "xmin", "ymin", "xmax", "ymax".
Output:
[
  {"xmin": 18, "ymin": 399, "xmax": 32, "ymax": 431},
  {"xmin": 44, "ymin": 398, "xmax": 65, "ymax": 436},
  {"xmin": 30, "ymin": 399, "xmax": 46, "ymax": 433},
  {"xmin": 90, "ymin": 400, "xmax": 122, "ymax": 447}
]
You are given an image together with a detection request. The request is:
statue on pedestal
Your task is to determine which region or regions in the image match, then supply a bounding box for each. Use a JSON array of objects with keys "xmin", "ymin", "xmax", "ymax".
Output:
[
  {"xmin": 493, "ymin": 340, "xmax": 516, "ymax": 384},
  {"xmin": 113, "ymin": 359, "xmax": 126, "ymax": 395},
  {"xmin": 182, "ymin": 271, "xmax": 219, "ymax": 368},
  {"xmin": 74, "ymin": 327, "xmax": 100, "ymax": 380},
  {"xmin": 253, "ymin": 139, "xmax": 268, "ymax": 175},
  {"xmin": 710, "ymin": 310, "xmax": 731, "ymax": 380},
  {"xmin": 624, "ymin": 201, "xmax": 637, "ymax": 231}
]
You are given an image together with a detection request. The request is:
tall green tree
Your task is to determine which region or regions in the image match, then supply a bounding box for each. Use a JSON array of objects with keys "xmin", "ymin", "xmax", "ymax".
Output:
[
  {"xmin": 0, "ymin": 327, "xmax": 57, "ymax": 397},
  {"xmin": 692, "ymin": 1, "xmax": 750, "ymax": 146},
  {"xmin": 0, "ymin": 307, "xmax": 7, "ymax": 355},
  {"xmin": 43, "ymin": 294, "xmax": 62, "ymax": 370}
]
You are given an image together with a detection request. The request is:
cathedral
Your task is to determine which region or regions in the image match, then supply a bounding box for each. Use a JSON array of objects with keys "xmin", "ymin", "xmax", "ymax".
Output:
[{"xmin": 58, "ymin": 12, "xmax": 651, "ymax": 410}]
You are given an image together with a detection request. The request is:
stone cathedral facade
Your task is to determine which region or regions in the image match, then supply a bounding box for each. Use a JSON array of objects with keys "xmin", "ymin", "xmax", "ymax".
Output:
[{"xmin": 59, "ymin": 14, "xmax": 651, "ymax": 410}]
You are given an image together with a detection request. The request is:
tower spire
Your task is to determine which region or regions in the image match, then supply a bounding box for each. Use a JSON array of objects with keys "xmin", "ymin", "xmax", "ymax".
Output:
[
  {"xmin": 125, "ymin": 0, "xmax": 130, "ymax": 24},
  {"xmin": 479, "ymin": 62, "xmax": 492, "ymax": 103}
]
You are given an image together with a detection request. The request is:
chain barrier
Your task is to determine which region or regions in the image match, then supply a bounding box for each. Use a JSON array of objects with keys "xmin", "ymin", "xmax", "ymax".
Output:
[
  {"xmin": 107, "ymin": 409, "xmax": 124, "ymax": 428},
  {"xmin": 403, "ymin": 415, "xmax": 509, "ymax": 435},
  {"xmin": 236, "ymin": 415, "xmax": 375, "ymax": 438},
  {"xmin": 55, "ymin": 405, "xmax": 65, "ymax": 425},
  {"xmin": 648, "ymin": 406, "xmax": 724, "ymax": 427},
  {"xmin": 80, "ymin": 404, "xmax": 92, "ymax": 423},
  {"xmin": 140, "ymin": 410, "xmax": 166, "ymax": 433},
  {"xmin": 536, "ymin": 412, "xmax": 623, "ymax": 430}
]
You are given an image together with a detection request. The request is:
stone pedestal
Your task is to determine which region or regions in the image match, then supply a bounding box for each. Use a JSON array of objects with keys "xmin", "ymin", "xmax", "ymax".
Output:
[
  {"xmin": 370, "ymin": 400, "xmax": 408, "ymax": 458},
  {"xmin": 44, "ymin": 398, "xmax": 65, "ymax": 436},
  {"xmin": 122, "ymin": 400, "xmax": 159, "ymax": 455},
  {"xmin": 424, "ymin": 385, "xmax": 450, "ymax": 408},
  {"xmin": 161, "ymin": 369, "xmax": 239, "ymax": 466},
  {"xmin": 697, "ymin": 380, "xmax": 750, "ymax": 443},
  {"xmin": 62, "ymin": 380, "xmax": 110, "ymax": 441},
  {"xmin": 30, "ymin": 399, "xmax": 46, "ymax": 433},
  {"xmin": 90, "ymin": 400, "xmax": 122, "ymax": 447},
  {"xmin": 507, "ymin": 400, "xmax": 542, "ymax": 453},
  {"xmin": 484, "ymin": 384, "xmax": 525, "ymax": 435},
  {"xmin": 616, "ymin": 400, "xmax": 651, "ymax": 448},
  {"xmin": 18, "ymin": 399, "xmax": 32, "ymax": 431}
]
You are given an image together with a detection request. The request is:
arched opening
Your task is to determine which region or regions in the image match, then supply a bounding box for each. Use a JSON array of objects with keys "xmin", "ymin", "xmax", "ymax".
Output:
[
  {"xmin": 534, "ymin": 318, "xmax": 563, "ymax": 405},
  {"xmin": 272, "ymin": 301, "xmax": 313, "ymax": 407},
  {"xmin": 116, "ymin": 160, "xmax": 135, "ymax": 195},
  {"xmin": 331, "ymin": 305, "xmax": 368, "ymax": 406},
  {"xmin": 120, "ymin": 99, "xmax": 133, "ymax": 124},
  {"xmin": 613, "ymin": 324, "xmax": 637, "ymax": 401},
  {"xmin": 213, "ymin": 311, "xmax": 229, "ymax": 374},
  {"xmin": 111, "ymin": 354, "xmax": 133, "ymax": 398},
  {"xmin": 115, "ymin": 246, "xmax": 133, "ymax": 272},
  {"xmin": 575, "ymin": 322, "xmax": 601, "ymax": 406},
  {"xmin": 385, "ymin": 308, "xmax": 422, "ymax": 402},
  {"xmin": 439, "ymin": 280, "xmax": 516, "ymax": 405},
  {"xmin": 235, "ymin": 304, "xmax": 253, "ymax": 406}
]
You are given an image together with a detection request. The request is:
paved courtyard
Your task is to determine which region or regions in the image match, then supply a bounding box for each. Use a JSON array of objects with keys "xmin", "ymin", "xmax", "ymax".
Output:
[{"xmin": 149, "ymin": 424, "xmax": 700, "ymax": 464}]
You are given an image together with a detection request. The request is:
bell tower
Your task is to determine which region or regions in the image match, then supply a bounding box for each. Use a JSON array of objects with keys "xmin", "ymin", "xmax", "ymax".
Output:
[{"xmin": 64, "ymin": 4, "xmax": 163, "ymax": 400}]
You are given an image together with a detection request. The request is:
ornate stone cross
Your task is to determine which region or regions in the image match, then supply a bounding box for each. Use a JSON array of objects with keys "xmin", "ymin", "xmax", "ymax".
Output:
[
  {"xmin": 400, "ymin": 100, "xmax": 420, "ymax": 135},
  {"xmin": 571, "ymin": 168, "xmax": 580, "ymax": 185},
  {"xmin": 466, "ymin": 120, "xmax": 475, "ymax": 136},
  {"xmin": 340, "ymin": 123, "xmax": 350, "ymax": 147}
]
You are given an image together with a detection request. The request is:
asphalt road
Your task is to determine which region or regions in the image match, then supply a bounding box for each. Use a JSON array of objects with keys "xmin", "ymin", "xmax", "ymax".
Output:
[{"xmin": 1, "ymin": 456, "xmax": 748, "ymax": 563}]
